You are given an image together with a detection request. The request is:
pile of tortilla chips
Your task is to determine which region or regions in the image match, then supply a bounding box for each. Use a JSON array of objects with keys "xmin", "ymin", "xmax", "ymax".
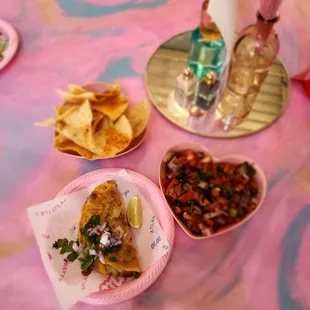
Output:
[{"xmin": 35, "ymin": 81, "xmax": 150, "ymax": 160}]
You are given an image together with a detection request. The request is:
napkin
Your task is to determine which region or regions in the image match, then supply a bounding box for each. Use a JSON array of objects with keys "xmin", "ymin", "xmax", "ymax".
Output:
[{"xmin": 27, "ymin": 169, "xmax": 170, "ymax": 309}]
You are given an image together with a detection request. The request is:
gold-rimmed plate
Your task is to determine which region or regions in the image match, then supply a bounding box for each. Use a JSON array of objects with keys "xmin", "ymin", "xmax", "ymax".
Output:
[{"xmin": 145, "ymin": 30, "xmax": 290, "ymax": 138}]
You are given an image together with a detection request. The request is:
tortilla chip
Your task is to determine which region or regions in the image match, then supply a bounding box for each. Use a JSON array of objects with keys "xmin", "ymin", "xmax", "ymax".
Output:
[
  {"xmin": 92, "ymin": 111, "xmax": 104, "ymax": 132},
  {"xmin": 34, "ymin": 117, "xmax": 57, "ymax": 127},
  {"xmin": 102, "ymin": 128, "xmax": 131, "ymax": 157},
  {"xmin": 124, "ymin": 100, "xmax": 150, "ymax": 138},
  {"xmin": 34, "ymin": 105, "xmax": 77, "ymax": 127},
  {"xmin": 68, "ymin": 84, "xmax": 87, "ymax": 95},
  {"xmin": 56, "ymin": 100, "xmax": 98, "ymax": 152},
  {"xmin": 114, "ymin": 115, "xmax": 133, "ymax": 139},
  {"xmin": 56, "ymin": 89, "xmax": 96, "ymax": 102},
  {"xmin": 54, "ymin": 132, "xmax": 99, "ymax": 160},
  {"xmin": 92, "ymin": 93, "xmax": 129, "ymax": 121},
  {"xmin": 92, "ymin": 115, "xmax": 132, "ymax": 157}
]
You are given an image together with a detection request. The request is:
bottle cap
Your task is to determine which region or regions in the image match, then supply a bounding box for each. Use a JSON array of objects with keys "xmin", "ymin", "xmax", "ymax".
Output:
[
  {"xmin": 188, "ymin": 104, "xmax": 205, "ymax": 117},
  {"xmin": 182, "ymin": 67, "xmax": 194, "ymax": 80},
  {"xmin": 204, "ymin": 71, "xmax": 217, "ymax": 85}
]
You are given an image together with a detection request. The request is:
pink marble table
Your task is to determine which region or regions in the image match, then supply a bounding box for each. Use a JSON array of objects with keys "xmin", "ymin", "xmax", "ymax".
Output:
[{"xmin": 0, "ymin": 1, "xmax": 310, "ymax": 309}]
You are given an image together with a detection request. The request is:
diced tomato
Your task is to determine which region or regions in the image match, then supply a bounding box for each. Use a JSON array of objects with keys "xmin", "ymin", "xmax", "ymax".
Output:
[
  {"xmin": 183, "ymin": 213, "xmax": 193, "ymax": 221},
  {"xmin": 174, "ymin": 184, "xmax": 182, "ymax": 197},
  {"xmin": 174, "ymin": 207, "xmax": 182, "ymax": 215},
  {"xmin": 182, "ymin": 206, "xmax": 190, "ymax": 213},
  {"xmin": 202, "ymin": 199, "xmax": 211, "ymax": 206},
  {"xmin": 250, "ymin": 181, "xmax": 258, "ymax": 189},
  {"xmin": 179, "ymin": 191, "xmax": 199, "ymax": 202},
  {"xmin": 217, "ymin": 197, "xmax": 228, "ymax": 206},
  {"xmin": 213, "ymin": 179, "xmax": 222, "ymax": 186},
  {"xmin": 165, "ymin": 179, "xmax": 179, "ymax": 195},
  {"xmin": 233, "ymin": 194, "xmax": 241, "ymax": 203},
  {"xmin": 203, "ymin": 218, "xmax": 214, "ymax": 227},
  {"xmin": 224, "ymin": 163, "xmax": 233, "ymax": 174},
  {"xmin": 233, "ymin": 174, "xmax": 243, "ymax": 183},
  {"xmin": 173, "ymin": 156, "xmax": 187, "ymax": 164},
  {"xmin": 235, "ymin": 184, "xmax": 244, "ymax": 192},
  {"xmin": 167, "ymin": 188, "xmax": 178, "ymax": 200},
  {"xmin": 211, "ymin": 188, "xmax": 220, "ymax": 198},
  {"xmin": 191, "ymin": 224, "xmax": 200, "ymax": 233},
  {"xmin": 191, "ymin": 214, "xmax": 202, "ymax": 224},
  {"xmin": 184, "ymin": 150, "xmax": 195, "ymax": 161}
]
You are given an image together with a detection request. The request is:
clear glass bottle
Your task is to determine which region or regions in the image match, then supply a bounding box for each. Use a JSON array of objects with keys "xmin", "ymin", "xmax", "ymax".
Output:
[
  {"xmin": 187, "ymin": 71, "xmax": 219, "ymax": 134},
  {"xmin": 217, "ymin": 11, "xmax": 280, "ymax": 131},
  {"xmin": 174, "ymin": 67, "xmax": 198, "ymax": 109},
  {"xmin": 188, "ymin": 0, "xmax": 226, "ymax": 79},
  {"xmin": 195, "ymin": 71, "xmax": 220, "ymax": 111}
]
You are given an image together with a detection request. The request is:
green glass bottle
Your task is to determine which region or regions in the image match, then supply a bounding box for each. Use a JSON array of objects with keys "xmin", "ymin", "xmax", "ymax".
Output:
[{"xmin": 188, "ymin": 0, "xmax": 226, "ymax": 79}]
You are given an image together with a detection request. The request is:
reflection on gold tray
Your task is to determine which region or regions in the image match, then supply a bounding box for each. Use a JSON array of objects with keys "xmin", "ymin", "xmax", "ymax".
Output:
[{"xmin": 145, "ymin": 31, "xmax": 290, "ymax": 138}]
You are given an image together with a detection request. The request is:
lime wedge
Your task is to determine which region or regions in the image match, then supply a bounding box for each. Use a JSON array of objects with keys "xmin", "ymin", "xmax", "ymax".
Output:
[
  {"xmin": 0, "ymin": 40, "xmax": 7, "ymax": 54},
  {"xmin": 127, "ymin": 195, "xmax": 142, "ymax": 228}
]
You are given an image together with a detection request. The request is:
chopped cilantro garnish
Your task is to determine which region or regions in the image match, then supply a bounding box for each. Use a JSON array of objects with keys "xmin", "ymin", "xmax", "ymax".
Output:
[
  {"xmin": 223, "ymin": 186, "xmax": 234, "ymax": 199},
  {"xmin": 109, "ymin": 256, "xmax": 117, "ymax": 262},
  {"xmin": 238, "ymin": 162, "xmax": 256, "ymax": 177},
  {"xmin": 81, "ymin": 255, "xmax": 94, "ymax": 271},
  {"xmin": 133, "ymin": 272, "xmax": 140, "ymax": 279},
  {"xmin": 52, "ymin": 238, "xmax": 79, "ymax": 262},
  {"xmin": 102, "ymin": 246, "xmax": 121, "ymax": 255},
  {"xmin": 67, "ymin": 252, "xmax": 79, "ymax": 262},
  {"xmin": 80, "ymin": 215, "xmax": 101, "ymax": 243},
  {"xmin": 217, "ymin": 164, "xmax": 224, "ymax": 171},
  {"xmin": 199, "ymin": 170, "xmax": 213, "ymax": 181}
]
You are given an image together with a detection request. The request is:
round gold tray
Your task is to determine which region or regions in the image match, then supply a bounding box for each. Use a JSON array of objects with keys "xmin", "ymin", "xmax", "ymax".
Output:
[{"xmin": 145, "ymin": 31, "xmax": 290, "ymax": 138}]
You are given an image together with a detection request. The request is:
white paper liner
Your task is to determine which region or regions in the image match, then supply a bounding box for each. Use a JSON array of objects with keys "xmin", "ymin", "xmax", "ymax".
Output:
[{"xmin": 27, "ymin": 169, "xmax": 170, "ymax": 309}]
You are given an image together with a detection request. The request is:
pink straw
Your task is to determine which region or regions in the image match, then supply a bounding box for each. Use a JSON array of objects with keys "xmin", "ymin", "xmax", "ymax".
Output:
[{"xmin": 260, "ymin": 0, "xmax": 284, "ymax": 19}]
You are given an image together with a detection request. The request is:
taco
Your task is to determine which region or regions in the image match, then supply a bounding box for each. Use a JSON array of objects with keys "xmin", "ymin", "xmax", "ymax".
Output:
[{"xmin": 78, "ymin": 180, "xmax": 141, "ymax": 278}]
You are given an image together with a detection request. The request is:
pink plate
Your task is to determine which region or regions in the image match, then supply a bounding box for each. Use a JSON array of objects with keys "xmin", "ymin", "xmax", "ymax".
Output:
[
  {"xmin": 56, "ymin": 82, "xmax": 148, "ymax": 160},
  {"xmin": 159, "ymin": 142, "xmax": 267, "ymax": 240},
  {"xmin": 0, "ymin": 19, "xmax": 19, "ymax": 71},
  {"xmin": 56, "ymin": 168, "xmax": 175, "ymax": 305}
]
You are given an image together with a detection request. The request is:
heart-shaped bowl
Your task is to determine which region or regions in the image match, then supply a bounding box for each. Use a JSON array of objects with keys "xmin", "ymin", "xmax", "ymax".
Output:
[{"xmin": 159, "ymin": 142, "xmax": 267, "ymax": 240}]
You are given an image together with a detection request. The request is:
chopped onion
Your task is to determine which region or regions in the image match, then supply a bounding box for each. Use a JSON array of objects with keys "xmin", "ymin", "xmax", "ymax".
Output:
[
  {"xmin": 114, "ymin": 226, "xmax": 124, "ymax": 238},
  {"xmin": 100, "ymin": 232, "xmax": 111, "ymax": 246},
  {"xmin": 203, "ymin": 211, "xmax": 226, "ymax": 220},
  {"xmin": 168, "ymin": 161, "xmax": 180, "ymax": 172},
  {"xmin": 202, "ymin": 227, "xmax": 212, "ymax": 236},
  {"xmin": 88, "ymin": 225, "xmax": 102, "ymax": 236},
  {"xmin": 198, "ymin": 181, "xmax": 207, "ymax": 189},
  {"xmin": 99, "ymin": 222, "xmax": 107, "ymax": 232},
  {"xmin": 98, "ymin": 252, "xmax": 106, "ymax": 265},
  {"xmin": 89, "ymin": 249, "xmax": 97, "ymax": 256},
  {"xmin": 163, "ymin": 152, "xmax": 174, "ymax": 163},
  {"xmin": 89, "ymin": 230, "xmax": 97, "ymax": 237},
  {"xmin": 198, "ymin": 223, "xmax": 205, "ymax": 230},
  {"xmin": 183, "ymin": 212, "xmax": 192, "ymax": 221},
  {"xmin": 242, "ymin": 173, "xmax": 249, "ymax": 180}
]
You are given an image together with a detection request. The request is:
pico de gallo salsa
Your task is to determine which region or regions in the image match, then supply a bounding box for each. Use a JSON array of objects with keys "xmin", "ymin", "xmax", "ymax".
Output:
[{"xmin": 162, "ymin": 150, "xmax": 259, "ymax": 236}]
